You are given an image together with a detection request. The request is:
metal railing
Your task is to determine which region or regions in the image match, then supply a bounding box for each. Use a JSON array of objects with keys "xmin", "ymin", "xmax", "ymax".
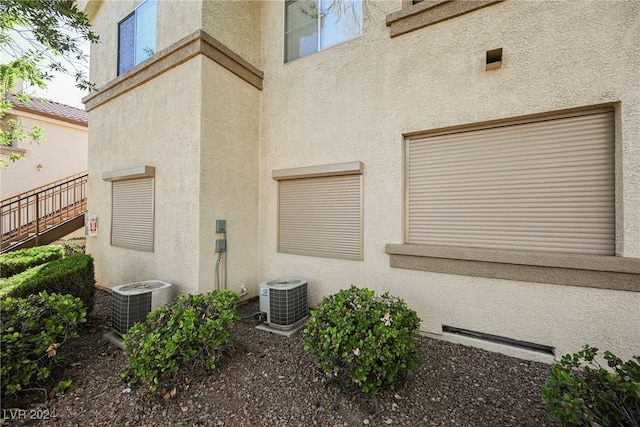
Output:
[{"xmin": 1, "ymin": 172, "xmax": 88, "ymax": 250}]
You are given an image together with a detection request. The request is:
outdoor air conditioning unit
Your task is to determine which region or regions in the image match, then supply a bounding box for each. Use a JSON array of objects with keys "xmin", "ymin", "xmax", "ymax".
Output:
[
  {"xmin": 259, "ymin": 278, "xmax": 309, "ymax": 330},
  {"xmin": 111, "ymin": 280, "xmax": 173, "ymax": 336}
]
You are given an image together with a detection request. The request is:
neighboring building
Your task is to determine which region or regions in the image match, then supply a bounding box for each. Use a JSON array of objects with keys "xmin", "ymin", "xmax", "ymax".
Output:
[
  {"xmin": 81, "ymin": 0, "xmax": 640, "ymax": 362},
  {"xmin": 0, "ymin": 93, "xmax": 88, "ymax": 199}
]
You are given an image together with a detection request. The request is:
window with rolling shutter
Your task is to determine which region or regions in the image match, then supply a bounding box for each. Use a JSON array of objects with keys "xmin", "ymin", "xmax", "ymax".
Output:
[
  {"xmin": 274, "ymin": 162, "xmax": 363, "ymax": 260},
  {"xmin": 406, "ymin": 109, "xmax": 615, "ymax": 255},
  {"xmin": 111, "ymin": 178, "xmax": 155, "ymax": 251}
]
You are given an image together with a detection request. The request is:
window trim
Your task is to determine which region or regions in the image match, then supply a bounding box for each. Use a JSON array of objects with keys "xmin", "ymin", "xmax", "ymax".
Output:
[
  {"xmin": 386, "ymin": 243, "xmax": 640, "ymax": 292},
  {"xmin": 386, "ymin": 0, "xmax": 505, "ymax": 38},
  {"xmin": 0, "ymin": 146, "xmax": 26, "ymax": 156},
  {"xmin": 102, "ymin": 165, "xmax": 155, "ymax": 182},
  {"xmin": 284, "ymin": 0, "xmax": 363, "ymax": 63},
  {"xmin": 272, "ymin": 161, "xmax": 363, "ymax": 180}
]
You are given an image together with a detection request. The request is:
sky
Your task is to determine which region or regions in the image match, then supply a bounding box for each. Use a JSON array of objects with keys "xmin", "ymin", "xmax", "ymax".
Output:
[
  {"xmin": 31, "ymin": 69, "xmax": 88, "ymax": 110},
  {"xmin": 1, "ymin": 28, "xmax": 90, "ymax": 110},
  {"xmin": 31, "ymin": 35, "xmax": 91, "ymax": 110}
]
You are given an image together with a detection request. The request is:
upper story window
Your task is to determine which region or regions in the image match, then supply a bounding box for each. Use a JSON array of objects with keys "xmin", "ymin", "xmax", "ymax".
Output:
[
  {"xmin": 118, "ymin": 0, "xmax": 157, "ymax": 75},
  {"xmin": 285, "ymin": 0, "xmax": 361, "ymax": 63},
  {"xmin": 0, "ymin": 114, "xmax": 19, "ymax": 147}
]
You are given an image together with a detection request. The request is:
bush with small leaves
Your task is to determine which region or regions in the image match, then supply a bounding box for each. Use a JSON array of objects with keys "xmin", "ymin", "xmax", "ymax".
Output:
[
  {"xmin": 54, "ymin": 238, "xmax": 86, "ymax": 256},
  {"xmin": 0, "ymin": 253, "xmax": 95, "ymax": 313},
  {"xmin": 542, "ymin": 345, "xmax": 640, "ymax": 426},
  {"xmin": 0, "ymin": 245, "xmax": 65, "ymax": 278},
  {"xmin": 303, "ymin": 285, "xmax": 422, "ymax": 393},
  {"xmin": 122, "ymin": 290, "xmax": 240, "ymax": 392},
  {"xmin": 0, "ymin": 292, "xmax": 86, "ymax": 395}
]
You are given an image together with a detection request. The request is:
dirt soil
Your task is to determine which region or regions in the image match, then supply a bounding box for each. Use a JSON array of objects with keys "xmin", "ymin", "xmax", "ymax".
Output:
[{"xmin": 2, "ymin": 289, "xmax": 558, "ymax": 426}]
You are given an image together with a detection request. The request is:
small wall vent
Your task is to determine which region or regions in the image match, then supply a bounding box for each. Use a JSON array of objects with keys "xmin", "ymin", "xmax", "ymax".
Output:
[{"xmin": 486, "ymin": 47, "xmax": 503, "ymax": 70}]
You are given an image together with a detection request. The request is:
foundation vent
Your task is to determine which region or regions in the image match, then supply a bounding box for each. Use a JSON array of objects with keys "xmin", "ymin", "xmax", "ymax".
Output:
[{"xmin": 442, "ymin": 325, "xmax": 554, "ymax": 356}]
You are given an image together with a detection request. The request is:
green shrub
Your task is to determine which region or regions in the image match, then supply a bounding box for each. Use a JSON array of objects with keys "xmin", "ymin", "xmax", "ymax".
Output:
[
  {"xmin": 303, "ymin": 285, "xmax": 422, "ymax": 393},
  {"xmin": 542, "ymin": 345, "xmax": 640, "ymax": 426},
  {"xmin": 0, "ymin": 254, "xmax": 95, "ymax": 313},
  {"xmin": 0, "ymin": 245, "xmax": 65, "ymax": 278},
  {"xmin": 122, "ymin": 290, "xmax": 240, "ymax": 392},
  {"xmin": 0, "ymin": 292, "xmax": 87, "ymax": 395},
  {"xmin": 54, "ymin": 238, "xmax": 86, "ymax": 256}
]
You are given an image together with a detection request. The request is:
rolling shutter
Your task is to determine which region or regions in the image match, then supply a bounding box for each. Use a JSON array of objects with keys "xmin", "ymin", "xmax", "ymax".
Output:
[
  {"xmin": 407, "ymin": 109, "xmax": 615, "ymax": 255},
  {"xmin": 111, "ymin": 178, "xmax": 154, "ymax": 251},
  {"xmin": 278, "ymin": 174, "xmax": 363, "ymax": 260}
]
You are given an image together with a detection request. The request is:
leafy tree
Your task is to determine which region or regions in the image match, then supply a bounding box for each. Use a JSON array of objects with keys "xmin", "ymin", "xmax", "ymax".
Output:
[{"xmin": 0, "ymin": 0, "xmax": 98, "ymax": 167}]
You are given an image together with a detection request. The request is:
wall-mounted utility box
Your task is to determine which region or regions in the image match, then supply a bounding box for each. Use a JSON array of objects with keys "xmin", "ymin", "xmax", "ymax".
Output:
[
  {"xmin": 215, "ymin": 239, "xmax": 226, "ymax": 252},
  {"xmin": 216, "ymin": 219, "xmax": 226, "ymax": 233}
]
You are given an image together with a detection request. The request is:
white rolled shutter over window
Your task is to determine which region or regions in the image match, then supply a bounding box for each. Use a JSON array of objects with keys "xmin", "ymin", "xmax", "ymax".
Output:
[
  {"xmin": 407, "ymin": 109, "xmax": 615, "ymax": 255},
  {"xmin": 111, "ymin": 178, "xmax": 155, "ymax": 251},
  {"xmin": 274, "ymin": 162, "xmax": 364, "ymax": 261},
  {"xmin": 279, "ymin": 175, "xmax": 363, "ymax": 260}
]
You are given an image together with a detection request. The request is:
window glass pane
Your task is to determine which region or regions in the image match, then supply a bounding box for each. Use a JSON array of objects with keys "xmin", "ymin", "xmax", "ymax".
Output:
[
  {"xmin": 285, "ymin": 0, "xmax": 318, "ymax": 62},
  {"xmin": 319, "ymin": 0, "xmax": 361, "ymax": 49},
  {"xmin": 135, "ymin": 0, "xmax": 156, "ymax": 64},
  {"xmin": 118, "ymin": 13, "xmax": 135, "ymax": 75}
]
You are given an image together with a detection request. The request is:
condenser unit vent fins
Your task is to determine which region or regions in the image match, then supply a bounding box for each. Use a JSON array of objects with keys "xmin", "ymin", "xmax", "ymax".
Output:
[
  {"xmin": 110, "ymin": 280, "xmax": 173, "ymax": 336},
  {"xmin": 259, "ymin": 278, "xmax": 310, "ymax": 330},
  {"xmin": 269, "ymin": 283, "xmax": 309, "ymax": 327},
  {"xmin": 111, "ymin": 292, "xmax": 152, "ymax": 335}
]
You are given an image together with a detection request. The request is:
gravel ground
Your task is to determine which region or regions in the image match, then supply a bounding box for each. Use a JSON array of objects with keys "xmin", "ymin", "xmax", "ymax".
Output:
[{"xmin": 2, "ymin": 289, "xmax": 558, "ymax": 426}]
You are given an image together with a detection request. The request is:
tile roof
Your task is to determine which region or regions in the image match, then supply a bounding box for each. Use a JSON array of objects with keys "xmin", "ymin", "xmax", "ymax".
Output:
[{"xmin": 4, "ymin": 93, "xmax": 88, "ymax": 126}]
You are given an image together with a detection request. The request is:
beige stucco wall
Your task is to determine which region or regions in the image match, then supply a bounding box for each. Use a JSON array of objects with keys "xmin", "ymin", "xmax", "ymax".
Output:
[
  {"xmin": 84, "ymin": 0, "xmax": 639, "ymax": 362},
  {"xmin": 198, "ymin": 58, "xmax": 261, "ymax": 295},
  {"xmin": 201, "ymin": 0, "xmax": 262, "ymax": 69},
  {"xmin": 85, "ymin": 0, "xmax": 202, "ymax": 89},
  {"xmin": 0, "ymin": 113, "xmax": 87, "ymax": 199},
  {"xmin": 85, "ymin": 1, "xmax": 261, "ymax": 297},
  {"xmin": 257, "ymin": 0, "xmax": 640, "ymax": 361},
  {"xmin": 86, "ymin": 58, "xmax": 203, "ymax": 295}
]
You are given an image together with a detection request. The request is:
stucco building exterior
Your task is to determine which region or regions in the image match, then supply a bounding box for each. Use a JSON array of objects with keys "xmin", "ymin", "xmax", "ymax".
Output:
[
  {"xmin": 1, "ymin": 94, "xmax": 88, "ymax": 199},
  {"xmin": 81, "ymin": 0, "xmax": 639, "ymax": 362}
]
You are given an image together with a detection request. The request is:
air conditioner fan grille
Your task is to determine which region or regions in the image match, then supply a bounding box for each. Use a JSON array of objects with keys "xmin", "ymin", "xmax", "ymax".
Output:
[
  {"xmin": 111, "ymin": 292, "xmax": 152, "ymax": 335},
  {"xmin": 269, "ymin": 283, "xmax": 309, "ymax": 327}
]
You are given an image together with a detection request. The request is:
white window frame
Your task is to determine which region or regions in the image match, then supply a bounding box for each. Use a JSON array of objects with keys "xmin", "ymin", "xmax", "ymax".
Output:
[
  {"xmin": 118, "ymin": 0, "xmax": 157, "ymax": 75},
  {"xmin": 284, "ymin": 0, "xmax": 362, "ymax": 63}
]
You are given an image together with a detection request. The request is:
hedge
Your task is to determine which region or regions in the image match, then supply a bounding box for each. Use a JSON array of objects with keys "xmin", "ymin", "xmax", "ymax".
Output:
[
  {"xmin": 0, "ymin": 245, "xmax": 65, "ymax": 278},
  {"xmin": 0, "ymin": 254, "xmax": 95, "ymax": 313},
  {"xmin": 1, "ymin": 292, "xmax": 86, "ymax": 395}
]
